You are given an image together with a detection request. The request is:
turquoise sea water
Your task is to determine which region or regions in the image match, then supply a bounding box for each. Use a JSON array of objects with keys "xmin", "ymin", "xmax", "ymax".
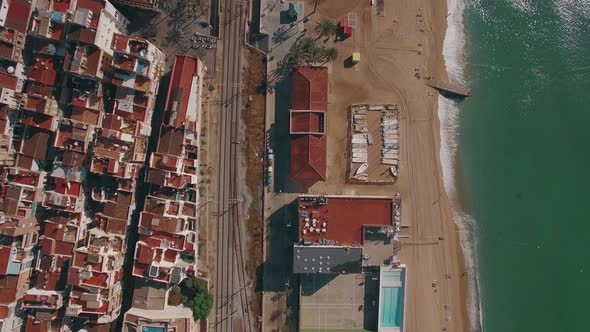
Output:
[{"xmin": 448, "ymin": 0, "xmax": 590, "ymax": 331}]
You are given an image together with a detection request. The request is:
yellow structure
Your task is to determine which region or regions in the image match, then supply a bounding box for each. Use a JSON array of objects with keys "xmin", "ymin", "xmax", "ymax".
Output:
[{"xmin": 352, "ymin": 52, "xmax": 361, "ymax": 63}]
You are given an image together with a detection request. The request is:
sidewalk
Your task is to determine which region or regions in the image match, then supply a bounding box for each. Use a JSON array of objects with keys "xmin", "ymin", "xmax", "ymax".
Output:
[{"xmin": 260, "ymin": 2, "xmax": 308, "ymax": 331}]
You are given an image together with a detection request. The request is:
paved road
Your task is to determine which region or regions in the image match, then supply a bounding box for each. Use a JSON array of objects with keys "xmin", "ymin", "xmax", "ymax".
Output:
[{"xmin": 212, "ymin": 1, "xmax": 254, "ymax": 332}]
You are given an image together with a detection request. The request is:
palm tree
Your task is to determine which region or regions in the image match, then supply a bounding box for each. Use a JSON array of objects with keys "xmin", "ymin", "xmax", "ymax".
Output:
[
  {"xmin": 272, "ymin": 26, "xmax": 291, "ymax": 44},
  {"xmin": 287, "ymin": 45, "xmax": 306, "ymax": 66},
  {"xmin": 306, "ymin": 46, "xmax": 324, "ymax": 64},
  {"xmin": 166, "ymin": 24, "xmax": 184, "ymax": 44},
  {"xmin": 297, "ymin": 36, "xmax": 317, "ymax": 54},
  {"xmin": 314, "ymin": 18, "xmax": 338, "ymax": 40},
  {"xmin": 321, "ymin": 47, "xmax": 339, "ymax": 64},
  {"xmin": 158, "ymin": 0, "xmax": 177, "ymax": 14}
]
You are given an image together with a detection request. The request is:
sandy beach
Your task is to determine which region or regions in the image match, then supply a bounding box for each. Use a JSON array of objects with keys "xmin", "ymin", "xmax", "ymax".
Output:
[
  {"xmin": 302, "ymin": 0, "xmax": 470, "ymax": 331},
  {"xmin": 260, "ymin": 0, "xmax": 471, "ymax": 330}
]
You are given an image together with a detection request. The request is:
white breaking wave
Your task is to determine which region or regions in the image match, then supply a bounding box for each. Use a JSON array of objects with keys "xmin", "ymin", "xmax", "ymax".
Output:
[
  {"xmin": 439, "ymin": 0, "xmax": 483, "ymax": 331},
  {"xmin": 508, "ymin": 0, "xmax": 538, "ymax": 14},
  {"xmin": 555, "ymin": 0, "xmax": 590, "ymax": 23}
]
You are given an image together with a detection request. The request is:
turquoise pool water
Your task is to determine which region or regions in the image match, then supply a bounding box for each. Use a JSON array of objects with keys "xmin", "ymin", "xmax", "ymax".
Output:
[
  {"xmin": 141, "ymin": 327, "xmax": 165, "ymax": 332},
  {"xmin": 382, "ymin": 270, "xmax": 402, "ymax": 284},
  {"xmin": 380, "ymin": 286, "xmax": 404, "ymax": 327}
]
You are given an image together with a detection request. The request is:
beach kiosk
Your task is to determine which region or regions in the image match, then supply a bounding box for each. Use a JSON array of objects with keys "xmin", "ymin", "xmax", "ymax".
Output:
[
  {"xmin": 339, "ymin": 18, "xmax": 353, "ymax": 39},
  {"xmin": 352, "ymin": 52, "xmax": 361, "ymax": 64},
  {"xmin": 287, "ymin": 3, "xmax": 299, "ymax": 19}
]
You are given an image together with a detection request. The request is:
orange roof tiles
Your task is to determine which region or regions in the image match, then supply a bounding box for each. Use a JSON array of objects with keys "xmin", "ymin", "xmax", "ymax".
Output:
[
  {"xmin": 290, "ymin": 134, "xmax": 327, "ymax": 183},
  {"xmin": 27, "ymin": 56, "xmax": 58, "ymax": 86},
  {"xmin": 20, "ymin": 128, "xmax": 50, "ymax": 160},
  {"xmin": 0, "ymin": 247, "xmax": 12, "ymax": 275},
  {"xmin": 5, "ymin": 0, "xmax": 32, "ymax": 33},
  {"xmin": 164, "ymin": 56, "xmax": 202, "ymax": 129},
  {"xmin": 0, "ymin": 71, "xmax": 18, "ymax": 90},
  {"xmin": 298, "ymin": 197, "xmax": 393, "ymax": 246},
  {"xmin": 291, "ymin": 66, "xmax": 328, "ymax": 110},
  {"xmin": 20, "ymin": 110, "xmax": 54, "ymax": 130},
  {"xmin": 290, "ymin": 111, "xmax": 324, "ymax": 133}
]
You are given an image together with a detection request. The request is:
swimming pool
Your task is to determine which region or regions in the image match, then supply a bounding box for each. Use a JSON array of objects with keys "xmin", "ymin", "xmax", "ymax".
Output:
[
  {"xmin": 382, "ymin": 269, "xmax": 403, "ymax": 285},
  {"xmin": 378, "ymin": 267, "xmax": 406, "ymax": 330},
  {"xmin": 141, "ymin": 326, "xmax": 165, "ymax": 332},
  {"xmin": 380, "ymin": 286, "xmax": 404, "ymax": 327}
]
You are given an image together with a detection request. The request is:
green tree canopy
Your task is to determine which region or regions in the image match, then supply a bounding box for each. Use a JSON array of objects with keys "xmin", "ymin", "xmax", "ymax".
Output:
[
  {"xmin": 322, "ymin": 47, "xmax": 339, "ymax": 63},
  {"xmin": 172, "ymin": 277, "xmax": 213, "ymax": 321},
  {"xmin": 314, "ymin": 18, "xmax": 338, "ymax": 39},
  {"xmin": 192, "ymin": 292, "xmax": 213, "ymax": 320}
]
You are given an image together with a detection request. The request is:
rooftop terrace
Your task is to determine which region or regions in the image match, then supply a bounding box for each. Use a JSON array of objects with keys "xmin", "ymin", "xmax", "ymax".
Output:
[{"xmin": 298, "ymin": 195, "xmax": 393, "ymax": 246}]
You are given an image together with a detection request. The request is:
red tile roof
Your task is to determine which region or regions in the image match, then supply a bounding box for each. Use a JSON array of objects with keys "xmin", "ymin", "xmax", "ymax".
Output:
[
  {"xmin": 62, "ymin": 150, "xmax": 86, "ymax": 167},
  {"xmin": 156, "ymin": 127, "xmax": 183, "ymax": 156},
  {"xmin": 291, "ymin": 66, "xmax": 328, "ymax": 110},
  {"xmin": 139, "ymin": 212, "xmax": 182, "ymax": 234},
  {"xmin": 164, "ymin": 56, "xmax": 201, "ymax": 129},
  {"xmin": 53, "ymin": 178, "xmax": 82, "ymax": 196},
  {"xmin": 0, "ymin": 247, "xmax": 11, "ymax": 275},
  {"xmin": 25, "ymin": 317, "xmax": 50, "ymax": 332},
  {"xmin": 5, "ymin": 0, "xmax": 32, "ymax": 33},
  {"xmin": 135, "ymin": 243, "xmax": 155, "ymax": 265},
  {"xmin": 290, "ymin": 111, "xmax": 324, "ymax": 134},
  {"xmin": 0, "ymin": 71, "xmax": 18, "ymax": 90},
  {"xmin": 20, "ymin": 128, "xmax": 50, "ymax": 160},
  {"xmin": 72, "ymin": 0, "xmax": 103, "ymax": 29},
  {"xmin": 298, "ymin": 196, "xmax": 393, "ymax": 246},
  {"xmin": 0, "ymin": 280, "xmax": 17, "ymax": 305},
  {"xmin": 52, "ymin": 0, "xmax": 73, "ymax": 13},
  {"xmin": 290, "ymin": 134, "xmax": 326, "ymax": 183},
  {"xmin": 20, "ymin": 110, "xmax": 54, "ymax": 130},
  {"xmin": 27, "ymin": 56, "xmax": 58, "ymax": 86},
  {"xmin": 71, "ymin": 105, "xmax": 101, "ymax": 126}
]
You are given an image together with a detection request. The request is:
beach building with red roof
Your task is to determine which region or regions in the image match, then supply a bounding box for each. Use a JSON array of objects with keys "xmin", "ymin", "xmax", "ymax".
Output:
[
  {"xmin": 290, "ymin": 134, "xmax": 327, "ymax": 182},
  {"xmin": 289, "ymin": 66, "xmax": 328, "ymax": 184},
  {"xmin": 291, "ymin": 66, "xmax": 328, "ymax": 110},
  {"xmin": 293, "ymin": 195, "xmax": 401, "ymax": 274}
]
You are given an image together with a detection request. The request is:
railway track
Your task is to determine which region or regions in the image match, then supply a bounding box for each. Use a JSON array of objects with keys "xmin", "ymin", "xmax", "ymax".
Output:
[{"xmin": 212, "ymin": 0, "xmax": 253, "ymax": 332}]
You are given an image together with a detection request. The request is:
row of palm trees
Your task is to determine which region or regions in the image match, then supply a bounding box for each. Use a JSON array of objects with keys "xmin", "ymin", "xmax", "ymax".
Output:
[
  {"xmin": 262, "ymin": 18, "xmax": 340, "ymax": 93},
  {"xmin": 287, "ymin": 36, "xmax": 338, "ymax": 66}
]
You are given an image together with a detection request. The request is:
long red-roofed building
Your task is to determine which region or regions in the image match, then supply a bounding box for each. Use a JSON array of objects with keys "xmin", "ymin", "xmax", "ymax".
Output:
[
  {"xmin": 289, "ymin": 66, "xmax": 328, "ymax": 184},
  {"xmin": 163, "ymin": 56, "xmax": 206, "ymax": 131}
]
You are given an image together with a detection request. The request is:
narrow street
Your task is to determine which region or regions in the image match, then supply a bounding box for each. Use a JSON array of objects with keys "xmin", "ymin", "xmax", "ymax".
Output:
[{"xmin": 211, "ymin": 0, "xmax": 255, "ymax": 332}]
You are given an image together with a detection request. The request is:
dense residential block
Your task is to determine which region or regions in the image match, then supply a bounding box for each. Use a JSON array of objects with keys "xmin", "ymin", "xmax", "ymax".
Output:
[{"xmin": 0, "ymin": 0, "xmax": 171, "ymax": 329}]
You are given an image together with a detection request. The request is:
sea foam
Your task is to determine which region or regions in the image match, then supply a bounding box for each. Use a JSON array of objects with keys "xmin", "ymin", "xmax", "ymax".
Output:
[{"xmin": 439, "ymin": 0, "xmax": 483, "ymax": 331}]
